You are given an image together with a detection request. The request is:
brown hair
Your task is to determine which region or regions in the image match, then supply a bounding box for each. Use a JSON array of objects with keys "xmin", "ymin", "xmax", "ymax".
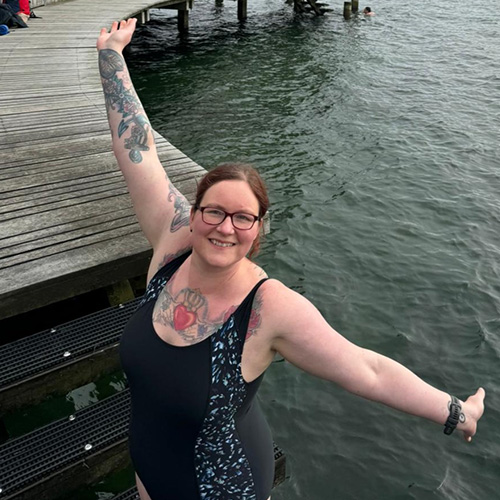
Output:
[{"xmin": 194, "ymin": 162, "xmax": 269, "ymax": 259}]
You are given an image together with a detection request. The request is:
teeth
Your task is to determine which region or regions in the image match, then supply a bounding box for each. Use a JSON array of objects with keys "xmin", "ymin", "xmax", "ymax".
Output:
[{"xmin": 210, "ymin": 239, "xmax": 234, "ymax": 248}]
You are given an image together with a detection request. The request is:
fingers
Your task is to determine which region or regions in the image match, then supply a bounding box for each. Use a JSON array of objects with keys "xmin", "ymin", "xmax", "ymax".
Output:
[
  {"xmin": 101, "ymin": 18, "xmax": 137, "ymax": 34},
  {"xmin": 124, "ymin": 18, "xmax": 138, "ymax": 31}
]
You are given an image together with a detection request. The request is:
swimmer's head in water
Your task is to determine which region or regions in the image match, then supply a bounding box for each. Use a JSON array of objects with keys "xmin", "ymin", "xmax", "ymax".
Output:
[{"xmin": 363, "ymin": 6, "xmax": 371, "ymax": 13}]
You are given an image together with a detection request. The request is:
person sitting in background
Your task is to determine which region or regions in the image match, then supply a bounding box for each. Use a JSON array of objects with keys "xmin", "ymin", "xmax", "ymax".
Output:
[
  {"xmin": 0, "ymin": 1, "xmax": 27, "ymax": 28},
  {"xmin": 363, "ymin": 6, "xmax": 375, "ymax": 16},
  {"xmin": 2, "ymin": 0, "xmax": 29, "ymax": 23}
]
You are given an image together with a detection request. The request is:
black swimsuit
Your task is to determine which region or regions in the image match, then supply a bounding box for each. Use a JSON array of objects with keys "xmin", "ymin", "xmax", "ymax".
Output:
[{"xmin": 120, "ymin": 252, "xmax": 274, "ymax": 500}]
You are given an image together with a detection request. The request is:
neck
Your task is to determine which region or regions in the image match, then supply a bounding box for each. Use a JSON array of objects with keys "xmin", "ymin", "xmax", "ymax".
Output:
[{"xmin": 187, "ymin": 251, "xmax": 247, "ymax": 294}]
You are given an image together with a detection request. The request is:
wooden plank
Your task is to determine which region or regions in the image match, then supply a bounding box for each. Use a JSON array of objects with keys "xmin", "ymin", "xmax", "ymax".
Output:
[
  {"xmin": 0, "ymin": 94, "xmax": 105, "ymax": 116},
  {"xmin": 0, "ymin": 209, "xmax": 137, "ymax": 249},
  {"xmin": 0, "ymin": 153, "xmax": 196, "ymax": 188},
  {"xmin": 0, "ymin": 215, "xmax": 140, "ymax": 260},
  {"xmin": 0, "ymin": 122, "xmax": 110, "ymax": 149}
]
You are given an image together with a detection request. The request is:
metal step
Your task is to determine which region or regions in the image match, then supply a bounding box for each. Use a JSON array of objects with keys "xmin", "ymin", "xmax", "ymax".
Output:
[
  {"xmin": 111, "ymin": 487, "xmax": 140, "ymax": 500},
  {"xmin": 0, "ymin": 387, "xmax": 286, "ymax": 500},
  {"xmin": 0, "ymin": 298, "xmax": 142, "ymax": 414},
  {"xmin": 0, "ymin": 389, "xmax": 131, "ymax": 500}
]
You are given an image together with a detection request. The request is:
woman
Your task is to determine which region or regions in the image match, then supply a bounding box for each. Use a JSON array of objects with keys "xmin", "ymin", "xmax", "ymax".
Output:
[{"xmin": 97, "ymin": 19, "xmax": 485, "ymax": 500}]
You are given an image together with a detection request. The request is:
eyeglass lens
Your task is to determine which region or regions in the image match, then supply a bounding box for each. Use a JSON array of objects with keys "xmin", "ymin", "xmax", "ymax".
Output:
[{"xmin": 202, "ymin": 208, "xmax": 256, "ymax": 230}]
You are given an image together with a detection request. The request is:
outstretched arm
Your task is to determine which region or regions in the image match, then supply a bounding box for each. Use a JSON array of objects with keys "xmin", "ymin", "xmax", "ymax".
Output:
[
  {"xmin": 97, "ymin": 19, "xmax": 191, "ymax": 251},
  {"xmin": 266, "ymin": 282, "xmax": 485, "ymax": 442}
]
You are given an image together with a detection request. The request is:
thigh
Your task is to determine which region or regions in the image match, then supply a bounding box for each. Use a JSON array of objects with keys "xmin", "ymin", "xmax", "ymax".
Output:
[{"xmin": 136, "ymin": 473, "xmax": 153, "ymax": 500}]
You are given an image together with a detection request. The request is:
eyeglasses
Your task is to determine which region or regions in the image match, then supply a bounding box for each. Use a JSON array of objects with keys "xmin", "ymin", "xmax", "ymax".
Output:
[{"xmin": 196, "ymin": 206, "xmax": 261, "ymax": 230}]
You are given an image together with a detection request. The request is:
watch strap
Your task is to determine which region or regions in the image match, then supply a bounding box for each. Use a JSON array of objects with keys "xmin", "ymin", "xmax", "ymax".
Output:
[{"xmin": 444, "ymin": 395, "xmax": 461, "ymax": 435}]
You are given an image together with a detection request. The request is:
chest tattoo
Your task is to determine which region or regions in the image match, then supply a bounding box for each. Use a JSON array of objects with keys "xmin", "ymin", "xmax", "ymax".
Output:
[{"xmin": 153, "ymin": 282, "xmax": 238, "ymax": 344}]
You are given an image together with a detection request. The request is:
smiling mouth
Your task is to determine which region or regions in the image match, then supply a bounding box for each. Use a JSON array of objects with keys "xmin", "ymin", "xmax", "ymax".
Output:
[{"xmin": 209, "ymin": 239, "xmax": 235, "ymax": 248}]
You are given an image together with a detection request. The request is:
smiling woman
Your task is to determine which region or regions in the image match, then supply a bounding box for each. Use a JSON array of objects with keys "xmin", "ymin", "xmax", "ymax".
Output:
[
  {"xmin": 97, "ymin": 17, "xmax": 485, "ymax": 500},
  {"xmin": 192, "ymin": 161, "xmax": 270, "ymax": 258}
]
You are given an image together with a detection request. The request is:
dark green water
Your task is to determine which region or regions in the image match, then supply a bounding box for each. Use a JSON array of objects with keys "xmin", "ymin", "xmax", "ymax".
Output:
[{"xmin": 124, "ymin": 1, "xmax": 499, "ymax": 498}]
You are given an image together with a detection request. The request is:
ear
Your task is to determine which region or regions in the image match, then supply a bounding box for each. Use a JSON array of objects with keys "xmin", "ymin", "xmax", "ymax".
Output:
[{"xmin": 189, "ymin": 205, "xmax": 197, "ymax": 231}]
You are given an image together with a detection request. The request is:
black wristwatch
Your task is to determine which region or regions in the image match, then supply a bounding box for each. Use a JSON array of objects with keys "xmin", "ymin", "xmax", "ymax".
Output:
[{"xmin": 444, "ymin": 396, "xmax": 462, "ymax": 435}]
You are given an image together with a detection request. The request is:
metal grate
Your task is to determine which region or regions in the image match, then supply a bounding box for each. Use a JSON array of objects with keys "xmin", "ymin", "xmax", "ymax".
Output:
[
  {"xmin": 0, "ymin": 298, "xmax": 141, "ymax": 389},
  {"xmin": 273, "ymin": 443, "xmax": 284, "ymax": 460},
  {"xmin": 111, "ymin": 487, "xmax": 140, "ymax": 500},
  {"xmin": 0, "ymin": 389, "xmax": 131, "ymax": 497}
]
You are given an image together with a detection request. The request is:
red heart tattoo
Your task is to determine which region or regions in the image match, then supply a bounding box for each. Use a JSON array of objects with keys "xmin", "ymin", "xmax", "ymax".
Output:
[{"xmin": 173, "ymin": 304, "xmax": 197, "ymax": 331}]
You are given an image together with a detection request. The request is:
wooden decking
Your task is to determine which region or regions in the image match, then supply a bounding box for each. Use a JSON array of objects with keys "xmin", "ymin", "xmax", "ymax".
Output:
[{"xmin": 0, "ymin": 0, "xmax": 206, "ymax": 320}]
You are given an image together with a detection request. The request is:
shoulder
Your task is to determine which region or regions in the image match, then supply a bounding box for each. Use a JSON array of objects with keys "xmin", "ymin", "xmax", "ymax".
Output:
[{"xmin": 257, "ymin": 279, "xmax": 319, "ymax": 326}]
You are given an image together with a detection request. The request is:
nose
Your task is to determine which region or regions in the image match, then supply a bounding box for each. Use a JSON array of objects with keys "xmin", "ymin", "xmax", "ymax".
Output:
[{"xmin": 216, "ymin": 214, "xmax": 235, "ymax": 234}]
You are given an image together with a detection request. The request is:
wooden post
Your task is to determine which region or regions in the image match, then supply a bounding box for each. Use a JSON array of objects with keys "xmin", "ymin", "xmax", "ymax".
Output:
[
  {"xmin": 135, "ymin": 10, "xmax": 149, "ymax": 26},
  {"xmin": 238, "ymin": 0, "xmax": 247, "ymax": 21},
  {"xmin": 351, "ymin": 0, "xmax": 358, "ymax": 12},
  {"xmin": 178, "ymin": 8, "xmax": 189, "ymax": 32},
  {"xmin": 343, "ymin": 1, "xmax": 352, "ymax": 19}
]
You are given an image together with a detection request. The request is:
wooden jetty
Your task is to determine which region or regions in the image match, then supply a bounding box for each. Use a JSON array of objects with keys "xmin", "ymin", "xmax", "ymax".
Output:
[{"xmin": 0, "ymin": 0, "xmax": 209, "ymax": 321}]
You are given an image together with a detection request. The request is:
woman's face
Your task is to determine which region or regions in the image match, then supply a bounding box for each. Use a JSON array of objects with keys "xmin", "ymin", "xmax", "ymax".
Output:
[{"xmin": 190, "ymin": 180, "xmax": 261, "ymax": 268}]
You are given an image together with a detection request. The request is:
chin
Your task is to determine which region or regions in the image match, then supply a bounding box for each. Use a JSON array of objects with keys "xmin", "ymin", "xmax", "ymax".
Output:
[{"xmin": 203, "ymin": 243, "xmax": 248, "ymax": 268}]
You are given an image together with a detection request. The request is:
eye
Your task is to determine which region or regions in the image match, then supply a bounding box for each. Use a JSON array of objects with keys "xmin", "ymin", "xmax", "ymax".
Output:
[
  {"xmin": 234, "ymin": 213, "xmax": 254, "ymax": 223},
  {"xmin": 205, "ymin": 208, "xmax": 224, "ymax": 217}
]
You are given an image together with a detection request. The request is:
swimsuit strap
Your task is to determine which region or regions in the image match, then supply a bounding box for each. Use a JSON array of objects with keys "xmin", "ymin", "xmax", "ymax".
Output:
[
  {"xmin": 140, "ymin": 250, "xmax": 192, "ymax": 307},
  {"xmin": 155, "ymin": 250, "xmax": 192, "ymax": 282}
]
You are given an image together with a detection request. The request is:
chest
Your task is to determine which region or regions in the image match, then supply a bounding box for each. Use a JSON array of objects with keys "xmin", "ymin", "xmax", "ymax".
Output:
[{"xmin": 152, "ymin": 283, "xmax": 237, "ymax": 347}]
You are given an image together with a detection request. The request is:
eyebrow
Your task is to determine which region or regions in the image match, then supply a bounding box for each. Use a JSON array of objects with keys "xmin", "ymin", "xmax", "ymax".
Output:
[{"xmin": 203, "ymin": 203, "xmax": 257, "ymax": 214}]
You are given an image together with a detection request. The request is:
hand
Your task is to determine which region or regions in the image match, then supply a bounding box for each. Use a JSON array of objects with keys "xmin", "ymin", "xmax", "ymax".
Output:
[
  {"xmin": 96, "ymin": 18, "xmax": 137, "ymax": 53},
  {"xmin": 458, "ymin": 387, "xmax": 485, "ymax": 443}
]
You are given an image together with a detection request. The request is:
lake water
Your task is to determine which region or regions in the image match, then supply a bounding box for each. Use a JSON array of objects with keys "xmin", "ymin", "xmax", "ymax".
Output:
[{"xmin": 125, "ymin": 1, "xmax": 500, "ymax": 499}]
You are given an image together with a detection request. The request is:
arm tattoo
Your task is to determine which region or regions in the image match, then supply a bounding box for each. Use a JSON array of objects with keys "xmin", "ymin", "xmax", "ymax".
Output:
[
  {"xmin": 99, "ymin": 49, "xmax": 151, "ymax": 164},
  {"xmin": 168, "ymin": 182, "xmax": 191, "ymax": 232},
  {"xmin": 246, "ymin": 293, "xmax": 263, "ymax": 340}
]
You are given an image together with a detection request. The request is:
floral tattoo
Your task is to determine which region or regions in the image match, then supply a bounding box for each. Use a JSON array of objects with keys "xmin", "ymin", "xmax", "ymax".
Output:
[{"xmin": 99, "ymin": 49, "xmax": 151, "ymax": 164}]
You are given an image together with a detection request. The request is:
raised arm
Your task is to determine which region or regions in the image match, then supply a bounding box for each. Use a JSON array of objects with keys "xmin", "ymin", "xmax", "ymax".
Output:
[
  {"xmin": 266, "ymin": 282, "xmax": 485, "ymax": 442},
  {"xmin": 97, "ymin": 19, "xmax": 191, "ymax": 254}
]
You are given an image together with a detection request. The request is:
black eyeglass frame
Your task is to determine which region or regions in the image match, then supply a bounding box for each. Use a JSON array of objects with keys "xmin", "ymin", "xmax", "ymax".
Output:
[{"xmin": 195, "ymin": 205, "xmax": 261, "ymax": 230}]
